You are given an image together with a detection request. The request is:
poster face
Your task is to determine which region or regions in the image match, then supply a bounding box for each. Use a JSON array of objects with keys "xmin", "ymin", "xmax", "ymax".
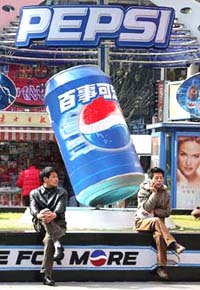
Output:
[{"xmin": 176, "ymin": 136, "xmax": 200, "ymax": 209}]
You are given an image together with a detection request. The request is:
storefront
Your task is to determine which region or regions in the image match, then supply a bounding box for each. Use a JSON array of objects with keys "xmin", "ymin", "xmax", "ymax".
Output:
[
  {"xmin": 147, "ymin": 74, "xmax": 200, "ymax": 210},
  {"xmin": 0, "ymin": 112, "xmax": 65, "ymax": 207},
  {"xmin": 0, "ymin": 63, "xmax": 70, "ymax": 206}
]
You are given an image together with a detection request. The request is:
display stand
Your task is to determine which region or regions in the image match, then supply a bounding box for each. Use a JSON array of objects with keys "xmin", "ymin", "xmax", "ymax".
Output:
[{"xmin": 147, "ymin": 122, "xmax": 200, "ymax": 209}]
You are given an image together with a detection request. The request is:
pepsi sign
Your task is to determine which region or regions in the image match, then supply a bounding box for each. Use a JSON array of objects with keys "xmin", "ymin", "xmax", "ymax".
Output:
[
  {"xmin": 45, "ymin": 65, "xmax": 144, "ymax": 206},
  {"xmin": 177, "ymin": 73, "xmax": 200, "ymax": 118},
  {"xmin": 0, "ymin": 245, "xmax": 157, "ymax": 270},
  {"xmin": 58, "ymin": 82, "xmax": 129, "ymax": 150},
  {"xmin": 15, "ymin": 5, "xmax": 175, "ymax": 48},
  {"xmin": 79, "ymin": 96, "xmax": 130, "ymax": 149},
  {"xmin": 0, "ymin": 245, "xmax": 196, "ymax": 271},
  {"xmin": 0, "ymin": 73, "xmax": 16, "ymax": 110}
]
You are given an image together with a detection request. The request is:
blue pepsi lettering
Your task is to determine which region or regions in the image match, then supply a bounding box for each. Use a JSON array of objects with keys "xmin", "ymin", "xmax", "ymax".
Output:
[
  {"xmin": 77, "ymin": 84, "xmax": 97, "ymax": 104},
  {"xmin": 58, "ymin": 83, "xmax": 116, "ymax": 114},
  {"xmin": 119, "ymin": 9, "xmax": 158, "ymax": 43},
  {"xmin": 16, "ymin": 7, "xmax": 52, "ymax": 46},
  {"xmin": 83, "ymin": 7, "xmax": 123, "ymax": 42},
  {"xmin": 58, "ymin": 89, "xmax": 76, "ymax": 113},
  {"xmin": 16, "ymin": 6, "xmax": 174, "ymax": 48},
  {"xmin": 97, "ymin": 83, "xmax": 117, "ymax": 100},
  {"xmin": 156, "ymin": 10, "xmax": 173, "ymax": 43}
]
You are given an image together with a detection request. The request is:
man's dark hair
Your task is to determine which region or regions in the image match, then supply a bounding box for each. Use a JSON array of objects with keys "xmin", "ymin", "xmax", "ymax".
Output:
[
  {"xmin": 147, "ymin": 167, "xmax": 164, "ymax": 179},
  {"xmin": 40, "ymin": 166, "xmax": 58, "ymax": 182}
]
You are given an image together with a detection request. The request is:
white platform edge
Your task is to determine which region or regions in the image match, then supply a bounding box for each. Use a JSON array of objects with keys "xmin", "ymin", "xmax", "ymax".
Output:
[{"xmin": 18, "ymin": 207, "xmax": 177, "ymax": 231}]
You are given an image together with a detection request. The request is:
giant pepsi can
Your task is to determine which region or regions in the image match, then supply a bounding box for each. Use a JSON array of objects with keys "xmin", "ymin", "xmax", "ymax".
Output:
[{"xmin": 45, "ymin": 65, "xmax": 144, "ymax": 206}]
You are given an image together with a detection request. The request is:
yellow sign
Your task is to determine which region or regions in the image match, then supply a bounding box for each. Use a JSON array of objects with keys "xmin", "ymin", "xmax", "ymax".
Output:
[{"xmin": 0, "ymin": 112, "xmax": 51, "ymax": 127}]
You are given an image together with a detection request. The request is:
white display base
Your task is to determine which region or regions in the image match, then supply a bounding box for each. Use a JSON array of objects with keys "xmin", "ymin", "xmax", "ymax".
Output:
[{"xmin": 19, "ymin": 207, "xmax": 176, "ymax": 231}]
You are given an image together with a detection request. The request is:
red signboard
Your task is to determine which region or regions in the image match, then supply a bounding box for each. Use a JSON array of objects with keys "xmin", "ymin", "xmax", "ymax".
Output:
[{"xmin": 7, "ymin": 64, "xmax": 49, "ymax": 111}]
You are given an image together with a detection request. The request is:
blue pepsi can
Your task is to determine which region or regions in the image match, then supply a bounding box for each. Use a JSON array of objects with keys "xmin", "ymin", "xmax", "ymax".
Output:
[{"xmin": 45, "ymin": 65, "xmax": 144, "ymax": 206}]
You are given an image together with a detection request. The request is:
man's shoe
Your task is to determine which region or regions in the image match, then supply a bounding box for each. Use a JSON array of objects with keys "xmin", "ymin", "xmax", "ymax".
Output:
[
  {"xmin": 174, "ymin": 243, "xmax": 185, "ymax": 254},
  {"xmin": 156, "ymin": 267, "xmax": 169, "ymax": 280},
  {"xmin": 168, "ymin": 242, "xmax": 185, "ymax": 254},
  {"xmin": 42, "ymin": 274, "xmax": 55, "ymax": 286},
  {"xmin": 54, "ymin": 245, "xmax": 64, "ymax": 262}
]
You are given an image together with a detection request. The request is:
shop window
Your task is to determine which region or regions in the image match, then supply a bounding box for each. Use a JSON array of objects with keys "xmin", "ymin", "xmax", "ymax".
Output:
[{"xmin": 0, "ymin": 141, "xmax": 65, "ymax": 207}]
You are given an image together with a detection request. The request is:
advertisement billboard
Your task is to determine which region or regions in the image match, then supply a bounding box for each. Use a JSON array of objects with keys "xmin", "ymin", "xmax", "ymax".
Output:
[
  {"xmin": 176, "ymin": 135, "xmax": 200, "ymax": 209},
  {"xmin": 167, "ymin": 81, "xmax": 191, "ymax": 121}
]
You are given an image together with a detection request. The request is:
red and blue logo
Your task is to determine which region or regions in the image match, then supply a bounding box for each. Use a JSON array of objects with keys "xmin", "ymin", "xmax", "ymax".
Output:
[
  {"xmin": 79, "ymin": 97, "xmax": 130, "ymax": 149},
  {"xmin": 89, "ymin": 250, "xmax": 107, "ymax": 266},
  {"xmin": 177, "ymin": 73, "xmax": 200, "ymax": 118}
]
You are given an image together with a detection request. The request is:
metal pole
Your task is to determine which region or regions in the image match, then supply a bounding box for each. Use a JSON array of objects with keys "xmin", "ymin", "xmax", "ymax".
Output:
[{"xmin": 97, "ymin": 0, "xmax": 110, "ymax": 75}]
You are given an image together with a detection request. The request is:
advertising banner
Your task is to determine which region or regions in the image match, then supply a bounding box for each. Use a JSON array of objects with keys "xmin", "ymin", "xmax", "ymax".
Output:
[
  {"xmin": 45, "ymin": 65, "xmax": 144, "ymax": 206},
  {"xmin": 0, "ymin": 112, "xmax": 50, "ymax": 127},
  {"xmin": 177, "ymin": 73, "xmax": 200, "ymax": 118},
  {"xmin": 15, "ymin": 5, "xmax": 175, "ymax": 49},
  {"xmin": 176, "ymin": 135, "xmax": 200, "ymax": 209},
  {"xmin": 0, "ymin": 73, "xmax": 16, "ymax": 110},
  {"xmin": 0, "ymin": 245, "xmax": 198, "ymax": 271},
  {"xmin": 7, "ymin": 64, "xmax": 48, "ymax": 110}
]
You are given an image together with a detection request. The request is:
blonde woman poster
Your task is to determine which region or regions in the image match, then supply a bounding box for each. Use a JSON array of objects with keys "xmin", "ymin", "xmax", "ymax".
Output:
[{"xmin": 177, "ymin": 136, "xmax": 200, "ymax": 208}]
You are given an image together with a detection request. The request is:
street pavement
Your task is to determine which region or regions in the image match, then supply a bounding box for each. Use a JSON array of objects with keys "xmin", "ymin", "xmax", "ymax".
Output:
[{"xmin": 0, "ymin": 282, "xmax": 199, "ymax": 289}]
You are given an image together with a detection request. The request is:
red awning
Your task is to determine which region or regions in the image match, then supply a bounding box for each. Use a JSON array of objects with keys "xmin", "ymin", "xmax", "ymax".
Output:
[{"xmin": 0, "ymin": 127, "xmax": 56, "ymax": 142}]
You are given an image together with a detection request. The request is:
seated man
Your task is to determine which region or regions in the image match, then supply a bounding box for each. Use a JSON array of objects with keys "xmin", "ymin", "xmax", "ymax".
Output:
[
  {"xmin": 134, "ymin": 167, "xmax": 185, "ymax": 280},
  {"xmin": 30, "ymin": 166, "xmax": 67, "ymax": 286}
]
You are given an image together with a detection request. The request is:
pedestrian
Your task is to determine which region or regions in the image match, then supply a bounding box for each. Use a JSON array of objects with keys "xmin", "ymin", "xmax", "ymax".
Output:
[
  {"xmin": 16, "ymin": 161, "xmax": 41, "ymax": 206},
  {"xmin": 134, "ymin": 166, "xmax": 185, "ymax": 280},
  {"xmin": 29, "ymin": 166, "xmax": 67, "ymax": 286}
]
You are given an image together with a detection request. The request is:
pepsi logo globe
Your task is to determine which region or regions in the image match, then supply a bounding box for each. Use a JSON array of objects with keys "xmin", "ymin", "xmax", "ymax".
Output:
[{"xmin": 79, "ymin": 97, "xmax": 130, "ymax": 149}]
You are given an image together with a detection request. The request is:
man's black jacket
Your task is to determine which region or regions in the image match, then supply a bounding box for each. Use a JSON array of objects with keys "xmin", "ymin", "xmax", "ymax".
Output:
[{"xmin": 30, "ymin": 185, "xmax": 67, "ymax": 223}]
